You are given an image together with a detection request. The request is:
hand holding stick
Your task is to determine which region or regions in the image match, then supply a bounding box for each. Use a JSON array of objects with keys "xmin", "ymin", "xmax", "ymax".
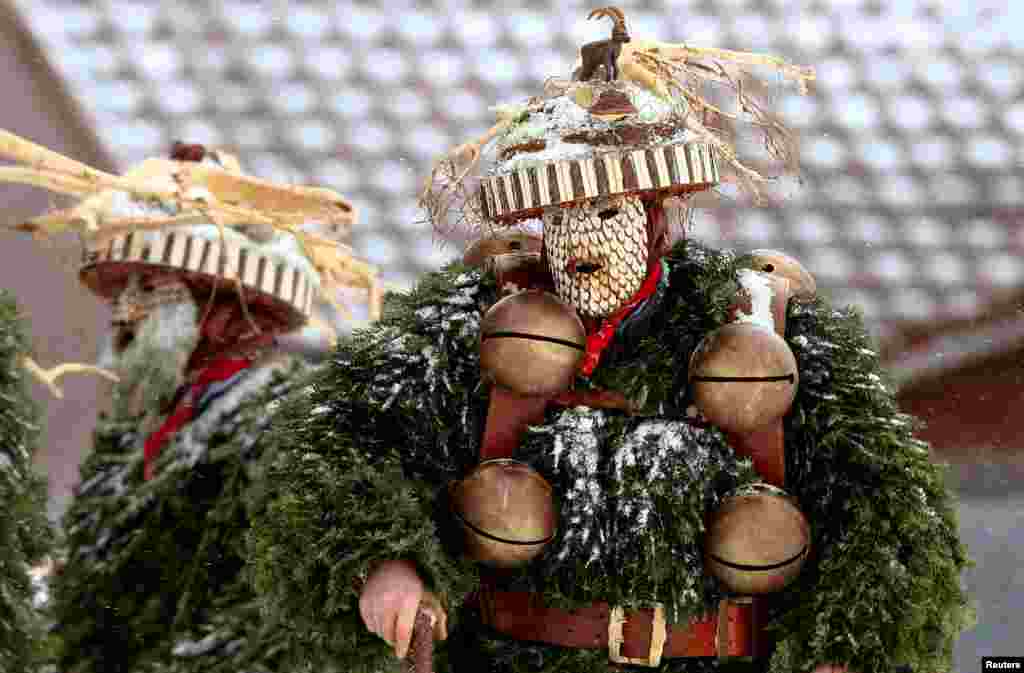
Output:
[
  {"xmin": 359, "ymin": 560, "xmax": 447, "ymax": 669},
  {"xmin": 405, "ymin": 604, "xmax": 436, "ymax": 673}
]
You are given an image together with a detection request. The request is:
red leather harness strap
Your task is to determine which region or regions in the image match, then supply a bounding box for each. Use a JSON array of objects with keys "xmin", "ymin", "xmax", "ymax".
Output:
[
  {"xmin": 467, "ymin": 257, "xmax": 787, "ymax": 663},
  {"xmin": 479, "ymin": 386, "xmax": 551, "ymax": 461}
]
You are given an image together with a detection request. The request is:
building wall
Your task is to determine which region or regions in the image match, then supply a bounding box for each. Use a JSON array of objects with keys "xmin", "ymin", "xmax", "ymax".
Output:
[
  {"xmin": 897, "ymin": 349, "xmax": 1024, "ymax": 460},
  {"xmin": 0, "ymin": 0, "xmax": 117, "ymax": 519}
]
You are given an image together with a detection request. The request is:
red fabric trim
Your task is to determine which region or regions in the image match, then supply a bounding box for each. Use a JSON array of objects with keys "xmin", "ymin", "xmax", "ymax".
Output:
[
  {"xmin": 142, "ymin": 357, "xmax": 252, "ymax": 481},
  {"xmin": 578, "ymin": 262, "xmax": 663, "ymax": 377}
]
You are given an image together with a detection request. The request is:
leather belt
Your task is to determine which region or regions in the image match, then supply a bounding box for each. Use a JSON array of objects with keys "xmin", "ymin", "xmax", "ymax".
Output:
[{"xmin": 466, "ymin": 590, "xmax": 765, "ymax": 667}]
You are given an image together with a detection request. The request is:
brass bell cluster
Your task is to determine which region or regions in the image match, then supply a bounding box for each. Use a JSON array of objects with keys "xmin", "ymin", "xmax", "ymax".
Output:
[
  {"xmin": 696, "ymin": 250, "xmax": 817, "ymax": 594},
  {"xmin": 449, "ymin": 239, "xmax": 589, "ymax": 567}
]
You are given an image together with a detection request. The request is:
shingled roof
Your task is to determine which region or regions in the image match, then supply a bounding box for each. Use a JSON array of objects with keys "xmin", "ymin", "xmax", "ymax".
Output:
[{"xmin": 10, "ymin": 0, "xmax": 1024, "ymax": 347}]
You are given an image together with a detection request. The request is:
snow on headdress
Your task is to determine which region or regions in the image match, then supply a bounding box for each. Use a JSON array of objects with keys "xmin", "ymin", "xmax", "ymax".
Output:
[
  {"xmin": 420, "ymin": 5, "xmax": 815, "ymax": 240},
  {"xmin": 0, "ymin": 131, "xmax": 383, "ymax": 345}
]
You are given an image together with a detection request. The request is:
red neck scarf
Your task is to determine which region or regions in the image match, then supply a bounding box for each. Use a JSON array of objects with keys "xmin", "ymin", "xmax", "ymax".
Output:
[
  {"xmin": 578, "ymin": 261, "xmax": 664, "ymax": 377},
  {"xmin": 142, "ymin": 357, "xmax": 253, "ymax": 481}
]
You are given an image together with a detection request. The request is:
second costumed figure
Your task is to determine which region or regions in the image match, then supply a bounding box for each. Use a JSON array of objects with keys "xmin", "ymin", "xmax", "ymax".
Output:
[
  {"xmin": 0, "ymin": 132, "xmax": 382, "ymax": 673},
  {"xmin": 249, "ymin": 8, "xmax": 971, "ymax": 673}
]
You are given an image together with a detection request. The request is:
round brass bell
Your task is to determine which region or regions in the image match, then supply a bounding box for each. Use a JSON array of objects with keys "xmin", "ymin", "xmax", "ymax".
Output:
[
  {"xmin": 479, "ymin": 290, "xmax": 586, "ymax": 396},
  {"xmin": 449, "ymin": 459, "xmax": 558, "ymax": 568},
  {"xmin": 749, "ymin": 249, "xmax": 816, "ymax": 299},
  {"xmin": 688, "ymin": 323, "xmax": 799, "ymax": 434},
  {"xmin": 704, "ymin": 483, "xmax": 810, "ymax": 594}
]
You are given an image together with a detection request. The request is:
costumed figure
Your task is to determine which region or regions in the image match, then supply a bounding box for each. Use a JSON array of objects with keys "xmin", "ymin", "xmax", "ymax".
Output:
[
  {"xmin": 0, "ymin": 130, "xmax": 382, "ymax": 673},
  {"xmin": 248, "ymin": 8, "xmax": 971, "ymax": 673}
]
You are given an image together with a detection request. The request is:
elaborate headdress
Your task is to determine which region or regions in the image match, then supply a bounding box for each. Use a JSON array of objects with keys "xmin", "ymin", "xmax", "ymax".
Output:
[
  {"xmin": 0, "ymin": 131, "xmax": 383, "ymax": 353},
  {"xmin": 420, "ymin": 5, "xmax": 815, "ymax": 241}
]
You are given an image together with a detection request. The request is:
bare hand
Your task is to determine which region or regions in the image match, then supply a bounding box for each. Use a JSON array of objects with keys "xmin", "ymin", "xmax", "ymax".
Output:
[
  {"xmin": 358, "ymin": 560, "xmax": 448, "ymax": 659},
  {"xmin": 811, "ymin": 665, "xmax": 849, "ymax": 673}
]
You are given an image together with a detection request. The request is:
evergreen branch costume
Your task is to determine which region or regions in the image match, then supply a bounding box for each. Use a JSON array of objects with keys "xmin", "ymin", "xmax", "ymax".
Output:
[
  {"xmin": 58, "ymin": 356, "xmax": 308, "ymax": 673},
  {"xmin": 250, "ymin": 8, "xmax": 970, "ymax": 673},
  {"xmin": 0, "ymin": 292, "xmax": 55, "ymax": 673},
  {"xmin": 250, "ymin": 243, "xmax": 971, "ymax": 673},
  {"xmin": 0, "ymin": 135, "xmax": 381, "ymax": 673}
]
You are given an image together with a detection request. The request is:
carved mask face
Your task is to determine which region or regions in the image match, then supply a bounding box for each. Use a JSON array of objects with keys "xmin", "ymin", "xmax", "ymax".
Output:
[
  {"xmin": 102, "ymin": 271, "xmax": 200, "ymax": 419},
  {"xmin": 110, "ymin": 271, "xmax": 195, "ymax": 353},
  {"xmin": 543, "ymin": 195, "xmax": 648, "ymax": 319}
]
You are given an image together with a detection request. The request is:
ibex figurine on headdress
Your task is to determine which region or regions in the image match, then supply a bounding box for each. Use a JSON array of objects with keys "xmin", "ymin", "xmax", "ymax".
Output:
[{"xmin": 575, "ymin": 6, "xmax": 631, "ymax": 82}]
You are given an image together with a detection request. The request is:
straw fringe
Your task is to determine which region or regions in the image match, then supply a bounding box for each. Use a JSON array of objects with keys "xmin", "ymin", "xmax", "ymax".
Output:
[
  {"xmin": 627, "ymin": 43, "xmax": 813, "ymax": 202},
  {"xmin": 418, "ymin": 25, "xmax": 815, "ymax": 236},
  {"xmin": 20, "ymin": 355, "xmax": 119, "ymax": 399},
  {"xmin": 418, "ymin": 102, "xmax": 542, "ymax": 241}
]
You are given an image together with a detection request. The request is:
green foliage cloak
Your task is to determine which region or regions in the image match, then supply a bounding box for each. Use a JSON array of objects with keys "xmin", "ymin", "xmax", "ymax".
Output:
[
  {"xmin": 248, "ymin": 240, "xmax": 972, "ymax": 673},
  {"xmin": 51, "ymin": 354, "xmax": 311, "ymax": 673},
  {"xmin": 0, "ymin": 291, "xmax": 54, "ymax": 673}
]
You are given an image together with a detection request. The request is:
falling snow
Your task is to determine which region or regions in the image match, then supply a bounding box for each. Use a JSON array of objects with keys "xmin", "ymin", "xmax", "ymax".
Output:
[
  {"xmin": 171, "ymin": 633, "xmax": 222, "ymax": 657},
  {"xmin": 734, "ymin": 269, "xmax": 776, "ymax": 331},
  {"xmin": 415, "ymin": 306, "xmax": 439, "ymax": 321},
  {"xmin": 490, "ymin": 83, "xmax": 694, "ymax": 176}
]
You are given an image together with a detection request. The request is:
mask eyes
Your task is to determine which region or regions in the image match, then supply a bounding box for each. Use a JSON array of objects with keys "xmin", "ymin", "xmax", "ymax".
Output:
[
  {"xmin": 597, "ymin": 208, "xmax": 619, "ymax": 220},
  {"xmin": 115, "ymin": 327, "xmax": 136, "ymax": 352}
]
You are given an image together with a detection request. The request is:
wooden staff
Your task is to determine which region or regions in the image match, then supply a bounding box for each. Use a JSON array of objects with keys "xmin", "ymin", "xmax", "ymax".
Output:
[{"xmin": 405, "ymin": 605, "xmax": 435, "ymax": 673}]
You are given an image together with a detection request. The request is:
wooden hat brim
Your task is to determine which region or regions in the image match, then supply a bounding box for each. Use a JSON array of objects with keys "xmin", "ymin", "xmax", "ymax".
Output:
[
  {"xmin": 479, "ymin": 142, "xmax": 719, "ymax": 224},
  {"xmin": 80, "ymin": 230, "xmax": 317, "ymax": 332}
]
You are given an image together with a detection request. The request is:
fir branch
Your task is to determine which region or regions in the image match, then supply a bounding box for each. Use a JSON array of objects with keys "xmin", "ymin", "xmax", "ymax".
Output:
[
  {"xmin": 246, "ymin": 266, "xmax": 495, "ymax": 670},
  {"xmin": 0, "ymin": 291, "xmax": 54, "ymax": 673},
  {"xmin": 246, "ymin": 243, "xmax": 970, "ymax": 673},
  {"xmin": 52, "ymin": 361, "xmax": 312, "ymax": 673},
  {"xmin": 767, "ymin": 297, "xmax": 973, "ymax": 673}
]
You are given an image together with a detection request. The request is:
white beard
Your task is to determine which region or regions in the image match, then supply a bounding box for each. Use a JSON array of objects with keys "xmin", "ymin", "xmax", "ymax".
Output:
[{"xmin": 99, "ymin": 300, "xmax": 201, "ymax": 422}]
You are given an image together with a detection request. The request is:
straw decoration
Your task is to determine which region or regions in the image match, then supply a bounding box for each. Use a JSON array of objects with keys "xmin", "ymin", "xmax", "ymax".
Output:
[{"xmin": 0, "ymin": 129, "xmax": 383, "ymax": 321}]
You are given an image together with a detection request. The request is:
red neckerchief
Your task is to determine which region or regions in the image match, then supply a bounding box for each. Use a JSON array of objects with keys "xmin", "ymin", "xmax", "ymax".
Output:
[
  {"xmin": 578, "ymin": 261, "xmax": 663, "ymax": 377},
  {"xmin": 142, "ymin": 357, "xmax": 253, "ymax": 481}
]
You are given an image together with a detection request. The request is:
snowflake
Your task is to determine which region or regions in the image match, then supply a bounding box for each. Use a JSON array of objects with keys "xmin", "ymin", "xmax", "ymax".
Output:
[
  {"xmin": 415, "ymin": 306, "xmax": 439, "ymax": 321},
  {"xmin": 734, "ymin": 269, "xmax": 775, "ymax": 331}
]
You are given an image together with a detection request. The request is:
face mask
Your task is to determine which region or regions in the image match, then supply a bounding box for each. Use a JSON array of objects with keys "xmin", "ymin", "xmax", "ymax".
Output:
[
  {"xmin": 543, "ymin": 195, "xmax": 648, "ymax": 319},
  {"xmin": 105, "ymin": 273, "xmax": 199, "ymax": 418},
  {"xmin": 110, "ymin": 272, "xmax": 195, "ymax": 342}
]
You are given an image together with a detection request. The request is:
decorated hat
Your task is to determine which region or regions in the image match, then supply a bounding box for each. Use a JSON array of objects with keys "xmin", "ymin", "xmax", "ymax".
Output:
[
  {"xmin": 421, "ymin": 5, "xmax": 815, "ymax": 238},
  {"xmin": 0, "ymin": 132, "xmax": 383, "ymax": 340}
]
